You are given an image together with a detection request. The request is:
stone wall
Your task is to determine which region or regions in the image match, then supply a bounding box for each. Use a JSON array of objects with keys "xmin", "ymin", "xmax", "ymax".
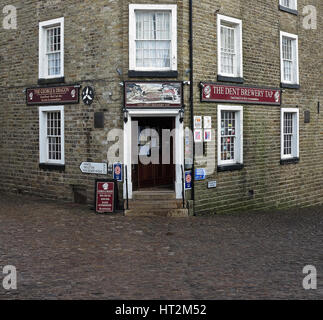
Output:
[{"xmin": 0, "ymin": 0, "xmax": 322, "ymax": 214}]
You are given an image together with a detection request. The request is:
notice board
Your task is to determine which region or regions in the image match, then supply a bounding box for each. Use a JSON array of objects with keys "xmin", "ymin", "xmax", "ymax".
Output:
[{"xmin": 94, "ymin": 179, "xmax": 118, "ymax": 214}]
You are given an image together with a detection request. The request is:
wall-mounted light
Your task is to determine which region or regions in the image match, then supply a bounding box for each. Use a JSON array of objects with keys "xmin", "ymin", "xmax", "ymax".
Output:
[
  {"xmin": 179, "ymin": 108, "xmax": 185, "ymax": 123},
  {"xmin": 183, "ymin": 81, "xmax": 191, "ymax": 86},
  {"xmin": 123, "ymin": 108, "xmax": 129, "ymax": 123}
]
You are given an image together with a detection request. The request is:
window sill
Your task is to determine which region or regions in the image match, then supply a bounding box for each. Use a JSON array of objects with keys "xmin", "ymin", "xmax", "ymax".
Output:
[
  {"xmin": 39, "ymin": 163, "xmax": 65, "ymax": 172},
  {"xmin": 128, "ymin": 70, "xmax": 178, "ymax": 78},
  {"xmin": 279, "ymin": 5, "xmax": 298, "ymax": 16},
  {"xmin": 217, "ymin": 163, "xmax": 244, "ymax": 172},
  {"xmin": 281, "ymin": 83, "xmax": 300, "ymax": 89},
  {"xmin": 38, "ymin": 77, "xmax": 65, "ymax": 85},
  {"xmin": 217, "ymin": 75, "xmax": 244, "ymax": 84},
  {"xmin": 280, "ymin": 157, "xmax": 299, "ymax": 165}
]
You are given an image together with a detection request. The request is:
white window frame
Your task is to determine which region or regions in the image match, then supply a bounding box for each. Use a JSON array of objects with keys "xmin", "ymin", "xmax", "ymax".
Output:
[
  {"xmin": 279, "ymin": 0, "xmax": 297, "ymax": 11},
  {"xmin": 129, "ymin": 4, "xmax": 177, "ymax": 72},
  {"xmin": 217, "ymin": 105, "xmax": 243, "ymax": 166},
  {"xmin": 281, "ymin": 108, "xmax": 299, "ymax": 160},
  {"xmin": 39, "ymin": 17, "xmax": 64, "ymax": 79},
  {"xmin": 39, "ymin": 106, "xmax": 65, "ymax": 165},
  {"xmin": 217, "ymin": 14, "xmax": 243, "ymax": 78},
  {"xmin": 280, "ymin": 31, "xmax": 299, "ymax": 85}
]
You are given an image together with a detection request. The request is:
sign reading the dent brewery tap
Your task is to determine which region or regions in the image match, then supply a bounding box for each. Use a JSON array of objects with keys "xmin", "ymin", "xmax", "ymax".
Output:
[
  {"xmin": 125, "ymin": 81, "xmax": 182, "ymax": 108},
  {"xmin": 201, "ymin": 83, "xmax": 282, "ymax": 106},
  {"xmin": 26, "ymin": 85, "xmax": 80, "ymax": 105}
]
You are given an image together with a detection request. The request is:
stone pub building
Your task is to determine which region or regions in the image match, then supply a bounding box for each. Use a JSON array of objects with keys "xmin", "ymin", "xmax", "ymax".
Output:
[{"xmin": 0, "ymin": 0, "xmax": 322, "ymax": 216}]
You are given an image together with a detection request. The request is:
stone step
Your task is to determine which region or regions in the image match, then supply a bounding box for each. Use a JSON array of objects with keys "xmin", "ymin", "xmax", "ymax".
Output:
[
  {"xmin": 132, "ymin": 191, "xmax": 176, "ymax": 201},
  {"xmin": 167, "ymin": 209, "xmax": 189, "ymax": 217},
  {"xmin": 126, "ymin": 200, "xmax": 184, "ymax": 209},
  {"xmin": 125, "ymin": 210, "xmax": 168, "ymax": 217},
  {"xmin": 125, "ymin": 209, "xmax": 189, "ymax": 217}
]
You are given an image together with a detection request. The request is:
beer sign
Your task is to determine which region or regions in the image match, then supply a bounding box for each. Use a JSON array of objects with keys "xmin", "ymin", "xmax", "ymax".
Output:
[{"xmin": 201, "ymin": 83, "xmax": 281, "ymax": 106}]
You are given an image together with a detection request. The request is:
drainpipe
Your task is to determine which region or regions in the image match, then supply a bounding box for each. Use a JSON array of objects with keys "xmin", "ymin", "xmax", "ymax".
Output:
[{"xmin": 189, "ymin": 0, "xmax": 195, "ymax": 206}]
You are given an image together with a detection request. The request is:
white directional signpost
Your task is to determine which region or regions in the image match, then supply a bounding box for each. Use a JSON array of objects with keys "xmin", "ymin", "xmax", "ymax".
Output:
[{"xmin": 80, "ymin": 162, "xmax": 107, "ymax": 175}]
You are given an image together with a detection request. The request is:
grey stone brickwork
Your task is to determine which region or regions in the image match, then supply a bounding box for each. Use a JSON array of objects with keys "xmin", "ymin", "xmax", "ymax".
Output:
[{"xmin": 0, "ymin": 0, "xmax": 322, "ymax": 214}]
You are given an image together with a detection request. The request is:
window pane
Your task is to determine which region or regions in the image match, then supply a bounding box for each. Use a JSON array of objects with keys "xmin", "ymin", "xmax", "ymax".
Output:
[
  {"xmin": 221, "ymin": 111, "xmax": 236, "ymax": 161},
  {"xmin": 48, "ymin": 52, "xmax": 61, "ymax": 76},
  {"xmin": 282, "ymin": 36, "xmax": 294, "ymax": 82},
  {"xmin": 221, "ymin": 25, "xmax": 235, "ymax": 75},
  {"xmin": 136, "ymin": 40, "xmax": 170, "ymax": 68},
  {"xmin": 283, "ymin": 112, "xmax": 293, "ymax": 155},
  {"xmin": 135, "ymin": 11, "xmax": 171, "ymax": 68},
  {"xmin": 281, "ymin": 0, "xmax": 295, "ymax": 9},
  {"xmin": 47, "ymin": 111, "xmax": 62, "ymax": 161},
  {"xmin": 46, "ymin": 26, "xmax": 61, "ymax": 76}
]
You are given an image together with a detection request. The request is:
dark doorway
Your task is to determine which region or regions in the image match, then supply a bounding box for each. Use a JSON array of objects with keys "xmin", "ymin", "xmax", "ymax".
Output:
[{"xmin": 132, "ymin": 117, "xmax": 175, "ymax": 190}]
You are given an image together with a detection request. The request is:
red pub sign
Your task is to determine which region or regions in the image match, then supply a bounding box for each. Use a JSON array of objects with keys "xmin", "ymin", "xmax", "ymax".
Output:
[
  {"xmin": 26, "ymin": 85, "xmax": 79, "ymax": 105},
  {"xmin": 95, "ymin": 181, "xmax": 115, "ymax": 214},
  {"xmin": 201, "ymin": 83, "xmax": 281, "ymax": 106}
]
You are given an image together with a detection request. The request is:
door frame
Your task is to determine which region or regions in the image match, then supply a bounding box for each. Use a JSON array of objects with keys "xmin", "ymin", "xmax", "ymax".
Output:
[{"xmin": 123, "ymin": 109, "xmax": 184, "ymax": 200}]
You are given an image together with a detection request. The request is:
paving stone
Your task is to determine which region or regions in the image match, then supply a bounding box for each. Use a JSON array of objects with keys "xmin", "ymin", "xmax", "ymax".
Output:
[{"xmin": 0, "ymin": 192, "xmax": 322, "ymax": 300}]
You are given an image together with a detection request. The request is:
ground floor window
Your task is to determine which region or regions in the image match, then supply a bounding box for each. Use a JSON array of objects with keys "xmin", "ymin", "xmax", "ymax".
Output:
[
  {"xmin": 281, "ymin": 108, "xmax": 299, "ymax": 159},
  {"xmin": 217, "ymin": 105, "xmax": 243, "ymax": 166},
  {"xmin": 39, "ymin": 106, "xmax": 65, "ymax": 164}
]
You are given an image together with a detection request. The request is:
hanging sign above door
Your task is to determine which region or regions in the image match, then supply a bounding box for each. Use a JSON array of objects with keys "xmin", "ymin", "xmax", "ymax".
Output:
[
  {"xmin": 201, "ymin": 83, "xmax": 281, "ymax": 106},
  {"xmin": 125, "ymin": 81, "xmax": 183, "ymax": 108}
]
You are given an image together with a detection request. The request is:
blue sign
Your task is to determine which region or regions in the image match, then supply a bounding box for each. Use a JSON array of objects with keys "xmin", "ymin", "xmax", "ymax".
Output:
[
  {"xmin": 195, "ymin": 168, "xmax": 206, "ymax": 181},
  {"xmin": 113, "ymin": 163, "xmax": 123, "ymax": 182},
  {"xmin": 185, "ymin": 171, "xmax": 192, "ymax": 190}
]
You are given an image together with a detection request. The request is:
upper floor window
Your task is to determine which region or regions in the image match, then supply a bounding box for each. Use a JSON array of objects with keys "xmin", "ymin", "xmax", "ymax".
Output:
[
  {"xmin": 280, "ymin": 0, "xmax": 297, "ymax": 11},
  {"xmin": 280, "ymin": 31, "xmax": 299, "ymax": 85},
  {"xmin": 129, "ymin": 4, "xmax": 177, "ymax": 72},
  {"xmin": 39, "ymin": 17, "xmax": 64, "ymax": 80},
  {"xmin": 217, "ymin": 14, "xmax": 243, "ymax": 79}
]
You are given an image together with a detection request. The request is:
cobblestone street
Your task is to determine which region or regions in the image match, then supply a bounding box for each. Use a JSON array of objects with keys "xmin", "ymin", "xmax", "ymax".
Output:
[{"xmin": 0, "ymin": 193, "xmax": 322, "ymax": 300}]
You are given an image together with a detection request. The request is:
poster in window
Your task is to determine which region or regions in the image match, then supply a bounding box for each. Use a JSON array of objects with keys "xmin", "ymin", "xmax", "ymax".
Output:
[
  {"xmin": 194, "ymin": 116, "xmax": 202, "ymax": 129},
  {"xmin": 194, "ymin": 129, "xmax": 203, "ymax": 142},
  {"xmin": 204, "ymin": 129, "xmax": 212, "ymax": 142},
  {"xmin": 204, "ymin": 116, "xmax": 212, "ymax": 129}
]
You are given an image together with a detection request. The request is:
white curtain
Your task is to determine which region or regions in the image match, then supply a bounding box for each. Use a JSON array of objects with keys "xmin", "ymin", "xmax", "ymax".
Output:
[{"xmin": 136, "ymin": 11, "xmax": 171, "ymax": 68}]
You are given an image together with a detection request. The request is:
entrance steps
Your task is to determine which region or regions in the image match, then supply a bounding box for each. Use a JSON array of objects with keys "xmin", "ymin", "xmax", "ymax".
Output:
[{"xmin": 124, "ymin": 191, "xmax": 189, "ymax": 217}]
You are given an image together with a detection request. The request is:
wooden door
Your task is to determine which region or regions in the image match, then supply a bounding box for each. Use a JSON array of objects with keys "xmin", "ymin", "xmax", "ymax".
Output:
[{"xmin": 132, "ymin": 117, "xmax": 175, "ymax": 190}]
